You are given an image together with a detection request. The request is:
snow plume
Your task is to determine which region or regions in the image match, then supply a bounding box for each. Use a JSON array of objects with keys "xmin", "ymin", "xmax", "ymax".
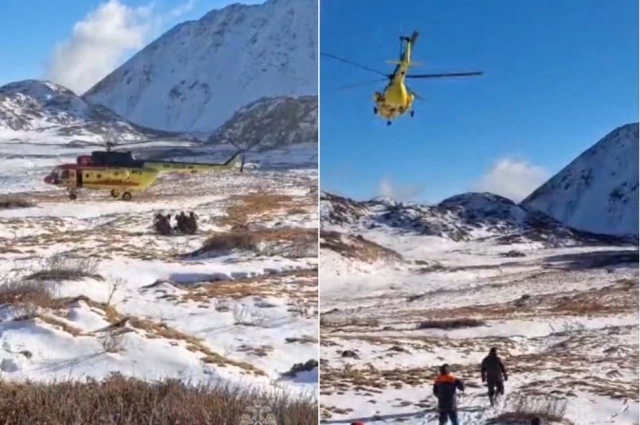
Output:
[
  {"xmin": 46, "ymin": 0, "xmax": 155, "ymax": 94},
  {"xmin": 472, "ymin": 158, "xmax": 549, "ymax": 202},
  {"xmin": 378, "ymin": 178, "xmax": 424, "ymax": 201},
  {"xmin": 45, "ymin": 0, "xmax": 199, "ymax": 94}
]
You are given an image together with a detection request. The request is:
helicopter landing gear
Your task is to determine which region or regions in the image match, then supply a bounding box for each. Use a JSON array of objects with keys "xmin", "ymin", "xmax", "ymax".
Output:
[
  {"xmin": 121, "ymin": 192, "xmax": 132, "ymax": 201},
  {"xmin": 69, "ymin": 193, "xmax": 77, "ymax": 200},
  {"xmin": 110, "ymin": 189, "xmax": 120, "ymax": 198}
]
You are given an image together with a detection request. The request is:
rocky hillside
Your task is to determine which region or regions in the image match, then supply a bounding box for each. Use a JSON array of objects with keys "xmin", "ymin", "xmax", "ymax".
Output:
[
  {"xmin": 0, "ymin": 80, "xmax": 170, "ymax": 140},
  {"xmin": 84, "ymin": 0, "xmax": 317, "ymax": 133},
  {"xmin": 522, "ymin": 123, "xmax": 639, "ymax": 237},
  {"xmin": 321, "ymin": 191, "xmax": 634, "ymax": 247},
  {"xmin": 206, "ymin": 95, "xmax": 317, "ymax": 148}
]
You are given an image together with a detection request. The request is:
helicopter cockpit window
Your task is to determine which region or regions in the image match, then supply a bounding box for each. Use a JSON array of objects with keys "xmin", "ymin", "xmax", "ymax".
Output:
[{"xmin": 60, "ymin": 170, "xmax": 70, "ymax": 180}]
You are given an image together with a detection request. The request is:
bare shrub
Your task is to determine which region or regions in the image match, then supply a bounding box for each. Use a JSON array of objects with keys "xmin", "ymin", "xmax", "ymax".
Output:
[
  {"xmin": 192, "ymin": 228, "xmax": 317, "ymax": 259},
  {"xmin": 320, "ymin": 314, "xmax": 379, "ymax": 328},
  {"xmin": 0, "ymin": 196, "xmax": 35, "ymax": 210},
  {"xmin": 287, "ymin": 298, "xmax": 315, "ymax": 319},
  {"xmin": 105, "ymin": 278, "xmax": 123, "ymax": 307},
  {"xmin": 321, "ymin": 230, "xmax": 403, "ymax": 264},
  {"xmin": 282, "ymin": 359, "xmax": 319, "ymax": 378},
  {"xmin": 233, "ymin": 305, "xmax": 271, "ymax": 327},
  {"xmin": 0, "ymin": 279, "xmax": 59, "ymax": 319},
  {"xmin": 287, "ymin": 207, "xmax": 308, "ymax": 215},
  {"xmin": 25, "ymin": 256, "xmax": 101, "ymax": 282},
  {"xmin": 98, "ymin": 330, "xmax": 127, "ymax": 353},
  {"xmin": 416, "ymin": 318, "xmax": 486, "ymax": 330},
  {"xmin": 489, "ymin": 393, "xmax": 568, "ymax": 424},
  {"xmin": 549, "ymin": 319, "xmax": 586, "ymax": 334},
  {"xmin": 285, "ymin": 335, "xmax": 318, "ymax": 344},
  {"xmin": 222, "ymin": 193, "xmax": 294, "ymax": 226},
  {"xmin": 0, "ymin": 374, "xmax": 317, "ymax": 425}
]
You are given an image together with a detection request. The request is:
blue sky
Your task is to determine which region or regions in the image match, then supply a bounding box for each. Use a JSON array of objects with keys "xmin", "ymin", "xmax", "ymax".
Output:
[
  {"xmin": 0, "ymin": 0, "xmax": 264, "ymax": 91},
  {"xmin": 320, "ymin": 0, "xmax": 639, "ymax": 203}
]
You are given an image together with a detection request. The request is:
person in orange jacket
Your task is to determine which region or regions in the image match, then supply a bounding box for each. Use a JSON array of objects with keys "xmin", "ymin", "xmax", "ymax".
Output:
[{"xmin": 433, "ymin": 364, "xmax": 465, "ymax": 425}]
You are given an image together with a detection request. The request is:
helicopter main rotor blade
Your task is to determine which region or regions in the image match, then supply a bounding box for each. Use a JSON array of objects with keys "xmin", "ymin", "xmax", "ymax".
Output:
[
  {"xmin": 321, "ymin": 52, "xmax": 389, "ymax": 77},
  {"xmin": 406, "ymin": 71, "xmax": 483, "ymax": 79},
  {"xmin": 331, "ymin": 78, "xmax": 389, "ymax": 91}
]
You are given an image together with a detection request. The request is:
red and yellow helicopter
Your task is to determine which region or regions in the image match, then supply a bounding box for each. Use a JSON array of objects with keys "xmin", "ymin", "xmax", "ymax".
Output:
[
  {"xmin": 43, "ymin": 139, "xmax": 247, "ymax": 201},
  {"xmin": 322, "ymin": 31, "xmax": 483, "ymax": 125}
]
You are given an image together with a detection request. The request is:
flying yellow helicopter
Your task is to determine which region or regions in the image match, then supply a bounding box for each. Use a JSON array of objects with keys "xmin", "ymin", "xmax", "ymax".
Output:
[
  {"xmin": 321, "ymin": 31, "xmax": 483, "ymax": 125},
  {"xmin": 42, "ymin": 139, "xmax": 251, "ymax": 201}
]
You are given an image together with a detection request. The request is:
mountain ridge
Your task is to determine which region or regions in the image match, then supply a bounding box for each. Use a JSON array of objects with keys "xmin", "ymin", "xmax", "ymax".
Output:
[
  {"xmin": 522, "ymin": 123, "xmax": 639, "ymax": 237},
  {"xmin": 83, "ymin": 0, "xmax": 317, "ymax": 133},
  {"xmin": 0, "ymin": 80, "xmax": 172, "ymax": 140},
  {"xmin": 321, "ymin": 190, "xmax": 635, "ymax": 248}
]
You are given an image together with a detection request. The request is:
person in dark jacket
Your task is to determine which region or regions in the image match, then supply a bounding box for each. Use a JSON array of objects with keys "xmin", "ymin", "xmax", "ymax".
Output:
[
  {"xmin": 480, "ymin": 347, "xmax": 508, "ymax": 406},
  {"xmin": 433, "ymin": 364, "xmax": 464, "ymax": 425},
  {"xmin": 531, "ymin": 417, "xmax": 541, "ymax": 425}
]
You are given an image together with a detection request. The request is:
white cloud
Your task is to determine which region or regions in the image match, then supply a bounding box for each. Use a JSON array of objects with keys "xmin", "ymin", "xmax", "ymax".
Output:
[
  {"xmin": 46, "ymin": 0, "xmax": 197, "ymax": 94},
  {"xmin": 472, "ymin": 158, "xmax": 550, "ymax": 202},
  {"xmin": 170, "ymin": 0, "xmax": 197, "ymax": 17},
  {"xmin": 378, "ymin": 178, "xmax": 424, "ymax": 201}
]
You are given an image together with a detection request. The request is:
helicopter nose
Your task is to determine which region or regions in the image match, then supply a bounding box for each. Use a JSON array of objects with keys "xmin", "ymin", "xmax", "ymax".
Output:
[{"xmin": 43, "ymin": 175, "xmax": 54, "ymax": 184}]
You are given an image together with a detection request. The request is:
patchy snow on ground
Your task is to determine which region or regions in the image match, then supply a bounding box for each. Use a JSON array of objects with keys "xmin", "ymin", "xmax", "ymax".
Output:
[
  {"xmin": 0, "ymin": 135, "xmax": 318, "ymax": 397},
  {"xmin": 320, "ymin": 208, "xmax": 638, "ymax": 424}
]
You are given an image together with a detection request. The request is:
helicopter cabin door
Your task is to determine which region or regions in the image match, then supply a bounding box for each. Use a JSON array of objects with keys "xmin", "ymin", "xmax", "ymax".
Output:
[{"xmin": 76, "ymin": 170, "xmax": 83, "ymax": 188}]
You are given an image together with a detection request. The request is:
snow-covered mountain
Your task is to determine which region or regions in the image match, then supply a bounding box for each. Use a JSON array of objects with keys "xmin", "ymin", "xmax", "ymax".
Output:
[
  {"xmin": 321, "ymin": 191, "xmax": 633, "ymax": 248},
  {"xmin": 522, "ymin": 123, "xmax": 639, "ymax": 237},
  {"xmin": 206, "ymin": 95, "xmax": 317, "ymax": 148},
  {"xmin": 84, "ymin": 0, "xmax": 318, "ymax": 133},
  {"xmin": 0, "ymin": 80, "xmax": 170, "ymax": 140}
]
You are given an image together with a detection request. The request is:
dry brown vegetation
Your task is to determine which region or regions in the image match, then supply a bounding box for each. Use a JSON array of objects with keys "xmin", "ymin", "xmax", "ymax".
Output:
[
  {"xmin": 24, "ymin": 256, "xmax": 102, "ymax": 282},
  {"xmin": 193, "ymin": 228, "xmax": 318, "ymax": 259},
  {"xmin": 0, "ymin": 279, "xmax": 59, "ymax": 319},
  {"xmin": 174, "ymin": 268, "xmax": 317, "ymax": 306},
  {"xmin": 0, "ymin": 196, "xmax": 35, "ymax": 209},
  {"xmin": 488, "ymin": 393, "xmax": 570, "ymax": 424},
  {"xmin": 223, "ymin": 192, "xmax": 314, "ymax": 227},
  {"xmin": 0, "ymin": 374, "xmax": 317, "ymax": 425},
  {"xmin": 320, "ymin": 314, "xmax": 380, "ymax": 329},
  {"xmin": 416, "ymin": 318, "xmax": 486, "ymax": 330},
  {"xmin": 0, "ymin": 278, "xmax": 269, "ymax": 376},
  {"xmin": 321, "ymin": 230, "xmax": 403, "ymax": 264},
  {"xmin": 382, "ymin": 277, "xmax": 639, "ymax": 326}
]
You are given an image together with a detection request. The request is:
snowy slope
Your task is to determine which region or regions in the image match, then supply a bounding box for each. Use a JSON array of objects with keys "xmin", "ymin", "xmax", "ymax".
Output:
[
  {"xmin": 0, "ymin": 80, "xmax": 170, "ymax": 140},
  {"xmin": 0, "ymin": 133, "xmax": 318, "ymax": 396},
  {"xmin": 523, "ymin": 123, "xmax": 639, "ymax": 237},
  {"xmin": 321, "ymin": 191, "xmax": 632, "ymax": 249},
  {"xmin": 207, "ymin": 95, "xmax": 318, "ymax": 148},
  {"xmin": 84, "ymin": 0, "xmax": 318, "ymax": 133},
  {"xmin": 320, "ymin": 195, "xmax": 638, "ymax": 424}
]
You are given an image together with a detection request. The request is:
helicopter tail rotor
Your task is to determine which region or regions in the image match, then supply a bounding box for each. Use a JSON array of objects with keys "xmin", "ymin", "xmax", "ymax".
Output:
[
  {"xmin": 226, "ymin": 139, "xmax": 262, "ymax": 172},
  {"xmin": 407, "ymin": 87, "xmax": 424, "ymax": 101}
]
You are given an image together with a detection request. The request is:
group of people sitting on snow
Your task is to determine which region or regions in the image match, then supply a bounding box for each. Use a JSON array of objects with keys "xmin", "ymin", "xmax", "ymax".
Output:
[{"xmin": 153, "ymin": 211, "xmax": 199, "ymax": 235}]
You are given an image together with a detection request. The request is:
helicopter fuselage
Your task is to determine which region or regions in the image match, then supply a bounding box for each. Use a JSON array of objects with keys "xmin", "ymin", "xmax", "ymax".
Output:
[
  {"xmin": 374, "ymin": 81, "xmax": 414, "ymax": 120},
  {"xmin": 42, "ymin": 150, "xmax": 244, "ymax": 201},
  {"xmin": 43, "ymin": 163, "xmax": 159, "ymax": 192},
  {"xmin": 373, "ymin": 31, "xmax": 419, "ymax": 122}
]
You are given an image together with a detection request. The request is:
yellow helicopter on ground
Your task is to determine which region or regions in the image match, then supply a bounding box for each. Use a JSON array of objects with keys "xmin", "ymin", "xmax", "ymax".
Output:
[
  {"xmin": 43, "ymin": 139, "xmax": 251, "ymax": 201},
  {"xmin": 321, "ymin": 31, "xmax": 483, "ymax": 125}
]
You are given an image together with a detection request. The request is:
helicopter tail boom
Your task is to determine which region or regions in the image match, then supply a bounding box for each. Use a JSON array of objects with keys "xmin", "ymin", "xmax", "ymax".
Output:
[{"xmin": 144, "ymin": 151, "xmax": 243, "ymax": 173}]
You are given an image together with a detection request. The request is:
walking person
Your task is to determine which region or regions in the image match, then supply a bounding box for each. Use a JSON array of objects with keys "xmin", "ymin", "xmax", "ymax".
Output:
[
  {"xmin": 481, "ymin": 347, "xmax": 508, "ymax": 406},
  {"xmin": 433, "ymin": 363, "xmax": 465, "ymax": 425}
]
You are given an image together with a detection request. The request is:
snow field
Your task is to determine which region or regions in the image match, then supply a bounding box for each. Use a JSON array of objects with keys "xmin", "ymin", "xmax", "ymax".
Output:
[
  {"xmin": 0, "ymin": 139, "xmax": 319, "ymax": 399},
  {"xmin": 319, "ymin": 223, "xmax": 638, "ymax": 424}
]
